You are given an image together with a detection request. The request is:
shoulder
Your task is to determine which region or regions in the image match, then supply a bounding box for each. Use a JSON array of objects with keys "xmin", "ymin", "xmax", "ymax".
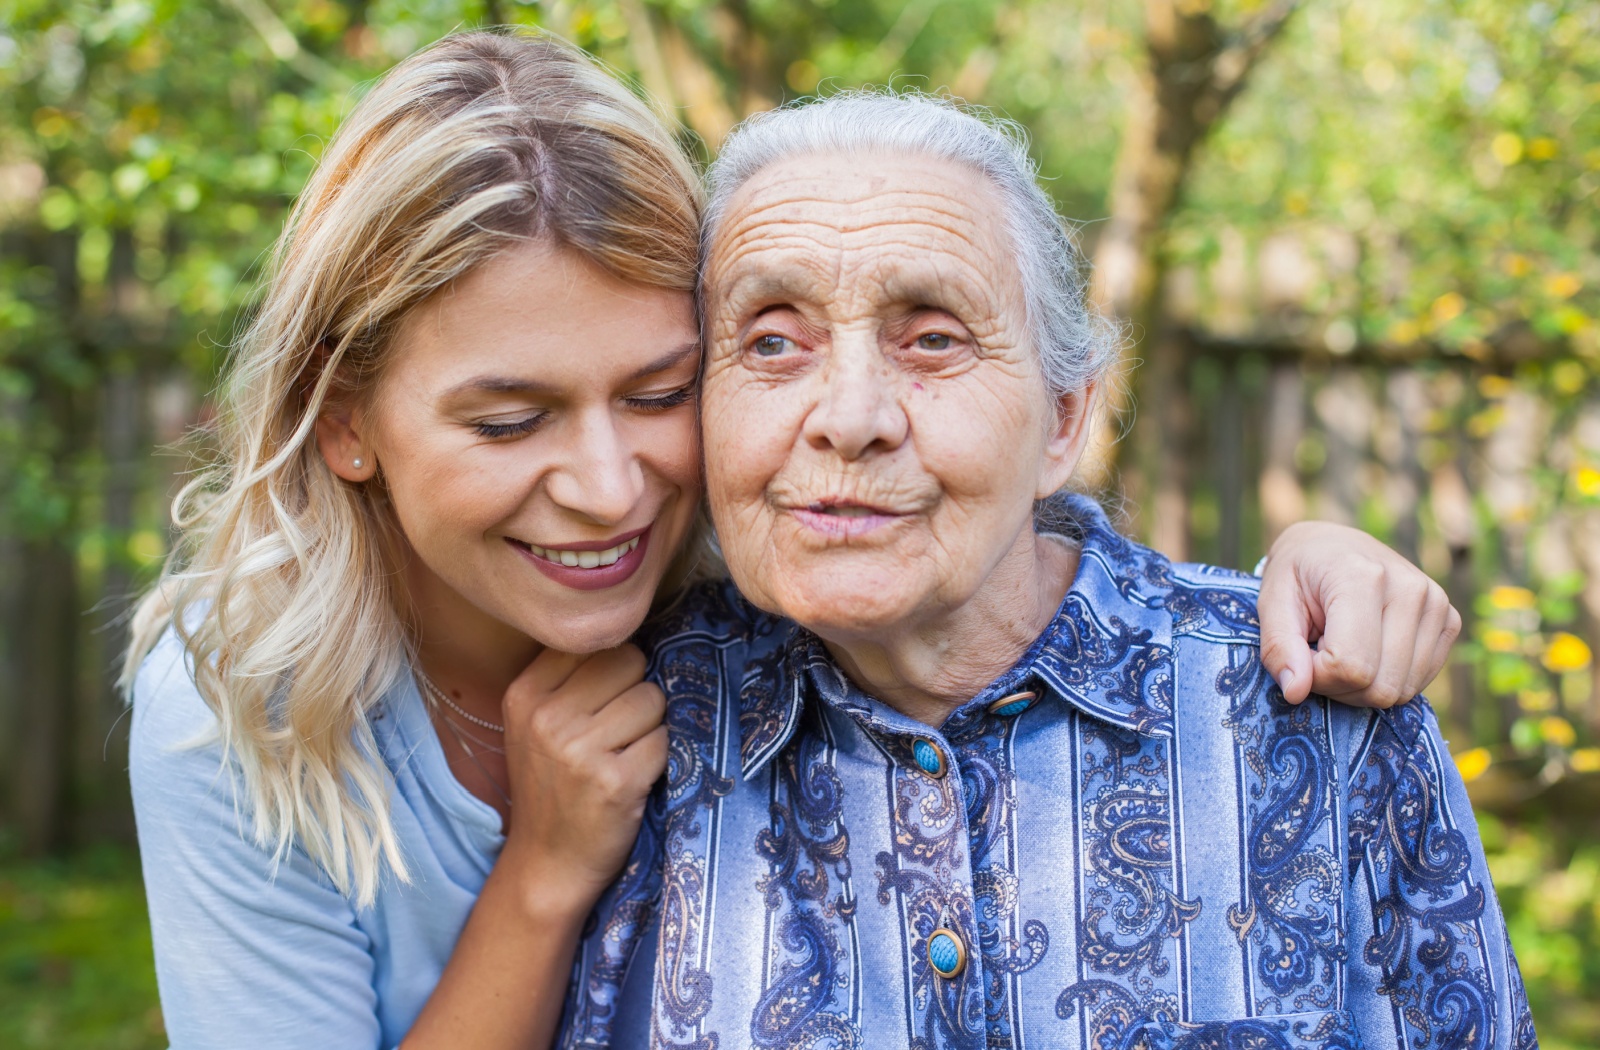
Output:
[
  {"xmin": 1165, "ymin": 560, "xmax": 1264, "ymax": 644},
  {"xmin": 639, "ymin": 576, "xmax": 790, "ymax": 658},
  {"xmin": 130, "ymin": 626, "xmax": 223, "ymax": 768}
]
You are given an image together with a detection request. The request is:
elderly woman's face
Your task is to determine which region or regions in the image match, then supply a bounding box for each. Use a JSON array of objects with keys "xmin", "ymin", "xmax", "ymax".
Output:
[{"xmin": 701, "ymin": 152, "xmax": 1085, "ymax": 638}]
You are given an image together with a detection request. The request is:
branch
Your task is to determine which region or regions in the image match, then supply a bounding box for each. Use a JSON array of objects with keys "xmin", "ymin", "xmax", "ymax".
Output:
[
  {"xmin": 616, "ymin": 0, "xmax": 682, "ymax": 124},
  {"xmin": 223, "ymin": 0, "xmax": 342, "ymax": 85},
  {"xmin": 1207, "ymin": 0, "xmax": 1302, "ymax": 111}
]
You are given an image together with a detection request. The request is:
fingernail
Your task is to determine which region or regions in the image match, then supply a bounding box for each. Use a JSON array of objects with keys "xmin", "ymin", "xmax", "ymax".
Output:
[{"xmin": 1277, "ymin": 669, "xmax": 1296, "ymax": 697}]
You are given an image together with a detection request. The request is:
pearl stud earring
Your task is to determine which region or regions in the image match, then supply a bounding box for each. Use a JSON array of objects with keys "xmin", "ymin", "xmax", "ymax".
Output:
[{"xmin": 353, "ymin": 458, "xmax": 364, "ymax": 470}]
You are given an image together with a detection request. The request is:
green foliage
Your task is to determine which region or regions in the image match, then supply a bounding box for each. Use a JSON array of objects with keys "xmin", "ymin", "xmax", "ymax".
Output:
[
  {"xmin": 1173, "ymin": 0, "xmax": 1600, "ymax": 354},
  {"xmin": 1479, "ymin": 812, "xmax": 1600, "ymax": 1050},
  {"xmin": 0, "ymin": 846, "xmax": 163, "ymax": 1050}
]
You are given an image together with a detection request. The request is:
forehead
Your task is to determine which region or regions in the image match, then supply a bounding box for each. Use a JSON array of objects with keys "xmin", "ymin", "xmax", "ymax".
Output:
[{"xmin": 706, "ymin": 152, "xmax": 1019, "ymax": 311}]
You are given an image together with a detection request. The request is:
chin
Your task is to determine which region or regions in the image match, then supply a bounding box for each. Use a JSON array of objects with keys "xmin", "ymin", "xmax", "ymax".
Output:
[
  {"xmin": 525, "ymin": 599, "xmax": 651, "ymax": 654},
  {"xmin": 770, "ymin": 576, "xmax": 921, "ymax": 641}
]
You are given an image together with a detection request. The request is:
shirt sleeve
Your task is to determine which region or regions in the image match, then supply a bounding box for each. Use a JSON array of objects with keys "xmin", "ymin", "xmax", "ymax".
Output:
[
  {"xmin": 130, "ymin": 633, "xmax": 385, "ymax": 1050},
  {"xmin": 1342, "ymin": 699, "xmax": 1538, "ymax": 1050}
]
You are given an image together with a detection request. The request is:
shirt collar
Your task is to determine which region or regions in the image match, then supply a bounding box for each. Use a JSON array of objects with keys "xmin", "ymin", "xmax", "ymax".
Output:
[{"xmin": 737, "ymin": 494, "xmax": 1179, "ymax": 779}]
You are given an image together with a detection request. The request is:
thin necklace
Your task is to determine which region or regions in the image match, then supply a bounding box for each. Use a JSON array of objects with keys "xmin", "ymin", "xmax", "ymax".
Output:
[
  {"xmin": 416, "ymin": 669, "xmax": 505, "ymax": 734},
  {"xmin": 438, "ymin": 714, "xmax": 513, "ymax": 810},
  {"xmin": 440, "ymin": 714, "xmax": 506, "ymax": 755}
]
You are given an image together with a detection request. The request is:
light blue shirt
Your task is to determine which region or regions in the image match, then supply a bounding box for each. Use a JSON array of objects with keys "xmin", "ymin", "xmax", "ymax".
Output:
[
  {"xmin": 130, "ymin": 632, "xmax": 505, "ymax": 1050},
  {"xmin": 559, "ymin": 497, "xmax": 1535, "ymax": 1050}
]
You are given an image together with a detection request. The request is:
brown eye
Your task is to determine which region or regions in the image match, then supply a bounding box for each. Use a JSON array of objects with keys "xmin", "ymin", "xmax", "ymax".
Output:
[
  {"xmin": 916, "ymin": 333, "xmax": 952, "ymax": 350},
  {"xmin": 753, "ymin": 334, "xmax": 793, "ymax": 357}
]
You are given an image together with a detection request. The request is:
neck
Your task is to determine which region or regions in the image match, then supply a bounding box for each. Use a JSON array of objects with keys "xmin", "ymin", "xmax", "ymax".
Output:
[
  {"xmin": 821, "ymin": 530, "xmax": 1078, "ymax": 727},
  {"xmin": 402, "ymin": 555, "xmax": 541, "ymax": 721}
]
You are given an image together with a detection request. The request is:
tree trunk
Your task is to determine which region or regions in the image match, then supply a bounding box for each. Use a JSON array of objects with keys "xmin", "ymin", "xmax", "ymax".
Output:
[
  {"xmin": 1084, "ymin": 0, "xmax": 1303, "ymax": 533},
  {"xmin": 85, "ymin": 368, "xmax": 142, "ymax": 842},
  {"xmin": 11, "ymin": 535, "xmax": 80, "ymax": 853}
]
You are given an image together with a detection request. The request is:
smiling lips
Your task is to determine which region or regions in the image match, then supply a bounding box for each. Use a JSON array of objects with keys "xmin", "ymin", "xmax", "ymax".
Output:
[
  {"xmin": 525, "ymin": 535, "xmax": 641, "ymax": 568},
  {"xmin": 508, "ymin": 525, "xmax": 652, "ymax": 590}
]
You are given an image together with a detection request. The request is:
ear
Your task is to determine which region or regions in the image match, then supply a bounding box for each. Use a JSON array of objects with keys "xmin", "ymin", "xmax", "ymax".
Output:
[
  {"xmin": 315, "ymin": 396, "xmax": 378, "ymax": 483},
  {"xmin": 1034, "ymin": 381, "xmax": 1097, "ymax": 500}
]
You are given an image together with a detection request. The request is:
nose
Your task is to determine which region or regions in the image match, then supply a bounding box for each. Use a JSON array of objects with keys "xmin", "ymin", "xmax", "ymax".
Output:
[
  {"xmin": 802, "ymin": 335, "xmax": 908, "ymax": 460},
  {"xmin": 544, "ymin": 407, "xmax": 647, "ymax": 526}
]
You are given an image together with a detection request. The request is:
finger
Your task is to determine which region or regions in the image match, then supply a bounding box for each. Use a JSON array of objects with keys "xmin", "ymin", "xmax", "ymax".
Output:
[
  {"xmin": 512, "ymin": 646, "xmax": 589, "ymax": 694},
  {"xmin": 1359, "ymin": 582, "xmax": 1427, "ymax": 709},
  {"xmin": 550, "ymin": 644, "xmax": 650, "ymax": 716},
  {"xmin": 618, "ymin": 723, "xmax": 669, "ymax": 786},
  {"xmin": 1409, "ymin": 593, "xmax": 1461, "ymax": 698},
  {"xmin": 1256, "ymin": 561, "xmax": 1317, "ymax": 704},
  {"xmin": 589, "ymin": 682, "xmax": 667, "ymax": 752},
  {"xmin": 1309, "ymin": 578, "xmax": 1386, "ymax": 703}
]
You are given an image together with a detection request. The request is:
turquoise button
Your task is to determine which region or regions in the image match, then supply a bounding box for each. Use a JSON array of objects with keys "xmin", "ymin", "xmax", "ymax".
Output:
[
  {"xmin": 912, "ymin": 739, "xmax": 945, "ymax": 778},
  {"xmin": 927, "ymin": 929, "xmax": 965, "ymax": 978},
  {"xmin": 989, "ymin": 690, "xmax": 1037, "ymax": 718}
]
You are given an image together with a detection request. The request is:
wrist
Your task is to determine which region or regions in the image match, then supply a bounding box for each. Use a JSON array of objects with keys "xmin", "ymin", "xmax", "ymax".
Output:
[{"xmin": 495, "ymin": 835, "xmax": 614, "ymax": 925}]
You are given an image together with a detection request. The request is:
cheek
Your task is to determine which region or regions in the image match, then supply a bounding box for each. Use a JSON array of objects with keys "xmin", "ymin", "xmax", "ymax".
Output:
[
  {"xmin": 702, "ymin": 373, "xmax": 796, "ymax": 501},
  {"xmin": 641, "ymin": 407, "xmax": 703, "ymax": 500},
  {"xmin": 378, "ymin": 425, "xmax": 525, "ymax": 546},
  {"xmin": 913, "ymin": 383, "xmax": 1042, "ymax": 504}
]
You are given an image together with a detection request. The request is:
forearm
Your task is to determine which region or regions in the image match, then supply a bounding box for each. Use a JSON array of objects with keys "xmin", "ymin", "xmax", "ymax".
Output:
[{"xmin": 402, "ymin": 841, "xmax": 600, "ymax": 1050}]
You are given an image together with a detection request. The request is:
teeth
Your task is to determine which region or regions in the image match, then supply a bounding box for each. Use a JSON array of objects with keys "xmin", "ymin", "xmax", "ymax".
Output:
[
  {"xmin": 815, "ymin": 505, "xmax": 875, "ymax": 517},
  {"xmin": 526, "ymin": 536, "xmax": 640, "ymax": 568}
]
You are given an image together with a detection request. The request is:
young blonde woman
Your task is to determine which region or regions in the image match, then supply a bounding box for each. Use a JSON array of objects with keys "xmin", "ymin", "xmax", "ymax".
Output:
[{"xmin": 126, "ymin": 29, "xmax": 1463, "ymax": 1050}]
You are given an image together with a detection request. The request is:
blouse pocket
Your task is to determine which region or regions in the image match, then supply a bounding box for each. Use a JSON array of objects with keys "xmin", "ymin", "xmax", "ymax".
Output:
[{"xmin": 1119, "ymin": 1008, "xmax": 1363, "ymax": 1050}]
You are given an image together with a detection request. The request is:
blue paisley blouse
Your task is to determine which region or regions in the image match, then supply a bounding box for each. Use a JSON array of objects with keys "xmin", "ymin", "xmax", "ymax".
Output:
[{"xmin": 557, "ymin": 497, "xmax": 1535, "ymax": 1050}]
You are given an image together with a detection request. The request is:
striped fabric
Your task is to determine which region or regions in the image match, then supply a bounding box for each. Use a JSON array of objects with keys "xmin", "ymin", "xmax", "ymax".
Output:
[{"xmin": 558, "ymin": 497, "xmax": 1535, "ymax": 1050}]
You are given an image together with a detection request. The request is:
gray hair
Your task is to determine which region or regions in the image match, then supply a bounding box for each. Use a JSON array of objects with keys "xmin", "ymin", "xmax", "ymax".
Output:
[{"xmin": 702, "ymin": 89, "xmax": 1121, "ymax": 401}]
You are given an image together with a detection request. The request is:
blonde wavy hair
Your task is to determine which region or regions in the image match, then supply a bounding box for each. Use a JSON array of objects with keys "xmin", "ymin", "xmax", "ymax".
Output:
[{"xmin": 123, "ymin": 29, "xmax": 702, "ymax": 905}]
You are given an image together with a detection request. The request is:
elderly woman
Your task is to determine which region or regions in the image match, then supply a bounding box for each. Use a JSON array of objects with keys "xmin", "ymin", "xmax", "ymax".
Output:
[{"xmin": 556, "ymin": 93, "xmax": 1532, "ymax": 1050}]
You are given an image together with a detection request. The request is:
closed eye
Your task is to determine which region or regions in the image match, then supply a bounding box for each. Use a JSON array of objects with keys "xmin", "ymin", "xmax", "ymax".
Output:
[
  {"xmin": 626, "ymin": 385, "xmax": 696, "ymax": 411},
  {"xmin": 475, "ymin": 414, "xmax": 546, "ymax": 440}
]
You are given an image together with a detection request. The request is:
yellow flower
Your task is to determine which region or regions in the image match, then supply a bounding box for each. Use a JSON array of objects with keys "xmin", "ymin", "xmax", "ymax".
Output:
[
  {"xmin": 1477, "ymin": 374, "xmax": 1514, "ymax": 399},
  {"xmin": 1540, "ymin": 716, "xmax": 1577, "ymax": 748},
  {"xmin": 1547, "ymin": 273, "xmax": 1583, "ymax": 300},
  {"xmin": 1518, "ymin": 688, "xmax": 1556, "ymax": 712},
  {"xmin": 1491, "ymin": 132, "xmax": 1524, "ymax": 166},
  {"xmin": 1573, "ymin": 466, "xmax": 1600, "ymax": 498},
  {"xmin": 1528, "ymin": 137, "xmax": 1560, "ymax": 161},
  {"xmin": 1489, "ymin": 586, "xmax": 1538, "ymax": 611},
  {"xmin": 1482, "ymin": 628, "xmax": 1521, "ymax": 653},
  {"xmin": 1466, "ymin": 406, "xmax": 1504, "ymax": 438},
  {"xmin": 1552, "ymin": 360, "xmax": 1588, "ymax": 396},
  {"xmin": 1571, "ymin": 748, "xmax": 1600, "ymax": 773},
  {"xmin": 1502, "ymin": 253, "xmax": 1532, "ymax": 278},
  {"xmin": 1430, "ymin": 292, "xmax": 1466, "ymax": 326},
  {"xmin": 1387, "ymin": 319, "xmax": 1421, "ymax": 345},
  {"xmin": 1542, "ymin": 632, "xmax": 1592, "ymax": 673},
  {"xmin": 1454, "ymin": 747, "xmax": 1492, "ymax": 783}
]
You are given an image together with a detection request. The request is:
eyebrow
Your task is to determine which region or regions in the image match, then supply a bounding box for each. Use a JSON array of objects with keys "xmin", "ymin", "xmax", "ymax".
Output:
[
  {"xmin": 720, "ymin": 269, "xmax": 829, "ymax": 307},
  {"xmin": 440, "ymin": 341, "xmax": 701, "ymax": 400}
]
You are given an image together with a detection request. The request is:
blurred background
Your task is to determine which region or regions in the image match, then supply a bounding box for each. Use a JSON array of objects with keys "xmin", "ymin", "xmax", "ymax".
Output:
[{"xmin": 1, "ymin": 0, "xmax": 1596, "ymax": 1045}]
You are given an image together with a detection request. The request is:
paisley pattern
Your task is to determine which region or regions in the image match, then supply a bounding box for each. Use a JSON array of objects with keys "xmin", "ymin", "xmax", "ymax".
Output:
[
  {"xmin": 556, "ymin": 496, "xmax": 1534, "ymax": 1050},
  {"xmin": 1221, "ymin": 646, "xmax": 1347, "ymax": 1012},
  {"xmin": 749, "ymin": 722, "xmax": 856, "ymax": 1049}
]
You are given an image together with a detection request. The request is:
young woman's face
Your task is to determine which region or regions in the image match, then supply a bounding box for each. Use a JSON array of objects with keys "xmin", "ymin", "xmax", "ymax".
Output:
[{"xmin": 340, "ymin": 240, "xmax": 702, "ymax": 653}]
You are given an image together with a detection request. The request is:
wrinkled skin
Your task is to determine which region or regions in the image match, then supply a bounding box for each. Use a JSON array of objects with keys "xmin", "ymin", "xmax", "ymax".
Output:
[{"xmin": 702, "ymin": 153, "xmax": 1094, "ymax": 723}]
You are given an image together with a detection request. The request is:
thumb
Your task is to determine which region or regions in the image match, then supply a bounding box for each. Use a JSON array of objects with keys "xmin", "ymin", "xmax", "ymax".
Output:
[{"xmin": 1257, "ymin": 570, "xmax": 1317, "ymax": 704}]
